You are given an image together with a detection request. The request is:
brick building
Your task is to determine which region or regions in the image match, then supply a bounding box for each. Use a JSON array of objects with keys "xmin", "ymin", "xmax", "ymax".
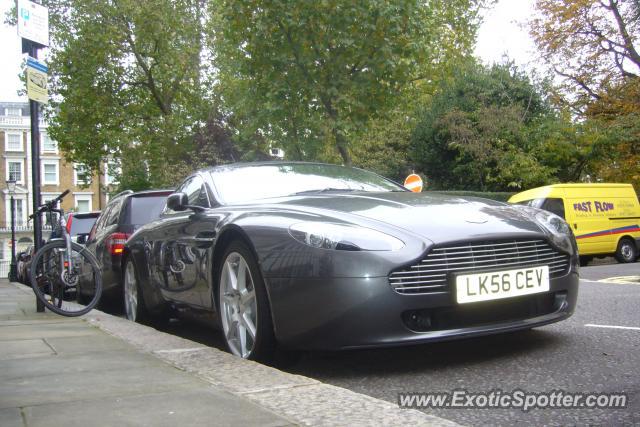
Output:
[{"xmin": 0, "ymin": 101, "xmax": 113, "ymax": 273}]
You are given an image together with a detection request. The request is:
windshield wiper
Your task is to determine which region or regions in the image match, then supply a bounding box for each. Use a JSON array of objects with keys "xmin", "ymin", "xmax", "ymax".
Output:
[{"xmin": 292, "ymin": 188, "xmax": 360, "ymax": 196}]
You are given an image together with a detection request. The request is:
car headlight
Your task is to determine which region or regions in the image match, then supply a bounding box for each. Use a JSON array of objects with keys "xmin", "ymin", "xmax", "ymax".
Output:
[
  {"xmin": 513, "ymin": 206, "xmax": 574, "ymax": 253},
  {"xmin": 289, "ymin": 222, "xmax": 404, "ymax": 251}
]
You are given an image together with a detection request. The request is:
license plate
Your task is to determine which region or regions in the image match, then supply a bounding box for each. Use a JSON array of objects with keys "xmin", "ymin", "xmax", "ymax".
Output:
[{"xmin": 455, "ymin": 266, "xmax": 550, "ymax": 304}]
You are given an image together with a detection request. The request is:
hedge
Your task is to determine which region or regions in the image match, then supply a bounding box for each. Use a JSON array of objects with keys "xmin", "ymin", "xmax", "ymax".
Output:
[{"xmin": 425, "ymin": 191, "xmax": 516, "ymax": 203}]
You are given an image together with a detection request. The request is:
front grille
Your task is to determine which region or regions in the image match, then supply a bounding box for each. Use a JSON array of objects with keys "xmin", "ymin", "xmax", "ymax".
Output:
[{"xmin": 390, "ymin": 239, "xmax": 570, "ymax": 295}]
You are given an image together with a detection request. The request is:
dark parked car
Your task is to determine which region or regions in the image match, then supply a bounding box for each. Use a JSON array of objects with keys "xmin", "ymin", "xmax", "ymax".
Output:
[
  {"xmin": 17, "ymin": 245, "xmax": 35, "ymax": 285},
  {"xmin": 66, "ymin": 211, "xmax": 101, "ymax": 244},
  {"xmin": 78, "ymin": 190, "xmax": 172, "ymax": 304},
  {"xmin": 123, "ymin": 162, "xmax": 579, "ymax": 361}
]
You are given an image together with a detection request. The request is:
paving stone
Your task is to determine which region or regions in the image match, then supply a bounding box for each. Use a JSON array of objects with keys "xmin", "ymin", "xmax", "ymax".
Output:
[
  {"xmin": 0, "ymin": 322, "xmax": 101, "ymax": 341},
  {"xmin": 0, "ymin": 364, "xmax": 204, "ymax": 409},
  {"xmin": 23, "ymin": 388, "xmax": 293, "ymax": 427},
  {"xmin": 0, "ymin": 339, "xmax": 54, "ymax": 360},
  {"xmin": 0, "ymin": 407, "xmax": 23, "ymax": 427},
  {"xmin": 0, "ymin": 349, "xmax": 153, "ymax": 382}
]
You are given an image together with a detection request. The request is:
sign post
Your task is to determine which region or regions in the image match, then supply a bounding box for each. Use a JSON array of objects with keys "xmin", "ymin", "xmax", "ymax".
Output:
[
  {"xmin": 26, "ymin": 57, "xmax": 48, "ymax": 104},
  {"xmin": 404, "ymin": 173, "xmax": 424, "ymax": 193},
  {"xmin": 18, "ymin": 0, "xmax": 49, "ymax": 312}
]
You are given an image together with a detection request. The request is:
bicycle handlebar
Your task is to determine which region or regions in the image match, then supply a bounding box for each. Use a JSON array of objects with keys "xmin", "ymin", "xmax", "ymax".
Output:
[{"xmin": 29, "ymin": 189, "xmax": 70, "ymax": 219}]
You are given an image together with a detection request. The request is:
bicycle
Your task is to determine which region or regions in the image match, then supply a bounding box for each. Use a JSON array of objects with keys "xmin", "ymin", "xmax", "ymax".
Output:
[{"xmin": 29, "ymin": 190, "xmax": 103, "ymax": 316}]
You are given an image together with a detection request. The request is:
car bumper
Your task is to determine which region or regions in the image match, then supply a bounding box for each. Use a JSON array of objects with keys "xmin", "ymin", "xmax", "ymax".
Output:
[{"xmin": 266, "ymin": 271, "xmax": 578, "ymax": 351}]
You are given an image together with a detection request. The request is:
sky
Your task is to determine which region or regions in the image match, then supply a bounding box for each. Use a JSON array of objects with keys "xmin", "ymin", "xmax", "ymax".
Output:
[{"xmin": 0, "ymin": 0, "xmax": 539, "ymax": 103}]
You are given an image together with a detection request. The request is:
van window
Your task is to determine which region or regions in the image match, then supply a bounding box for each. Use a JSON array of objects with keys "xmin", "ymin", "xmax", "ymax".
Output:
[
  {"xmin": 516, "ymin": 198, "xmax": 566, "ymax": 219},
  {"xmin": 540, "ymin": 198, "xmax": 565, "ymax": 219}
]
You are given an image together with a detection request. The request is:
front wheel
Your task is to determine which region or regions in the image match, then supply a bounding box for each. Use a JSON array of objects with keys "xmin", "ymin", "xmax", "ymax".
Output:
[
  {"xmin": 30, "ymin": 241, "xmax": 102, "ymax": 317},
  {"xmin": 615, "ymin": 238, "xmax": 638, "ymax": 263},
  {"xmin": 217, "ymin": 240, "xmax": 275, "ymax": 360}
]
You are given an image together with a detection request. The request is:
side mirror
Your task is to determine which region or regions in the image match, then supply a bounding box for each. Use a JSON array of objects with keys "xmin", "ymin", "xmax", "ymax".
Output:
[
  {"xmin": 76, "ymin": 234, "xmax": 88, "ymax": 244},
  {"xmin": 167, "ymin": 192, "xmax": 190, "ymax": 211}
]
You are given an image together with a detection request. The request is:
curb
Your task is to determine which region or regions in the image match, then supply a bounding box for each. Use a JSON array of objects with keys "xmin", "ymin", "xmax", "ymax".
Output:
[{"xmin": 81, "ymin": 308, "xmax": 460, "ymax": 426}]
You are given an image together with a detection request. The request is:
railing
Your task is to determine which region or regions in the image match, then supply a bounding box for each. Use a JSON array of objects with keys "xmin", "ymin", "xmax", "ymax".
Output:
[
  {"xmin": 0, "ymin": 116, "xmax": 47, "ymax": 128},
  {"xmin": 0, "ymin": 260, "xmax": 10, "ymax": 279},
  {"xmin": 0, "ymin": 225, "xmax": 53, "ymax": 233}
]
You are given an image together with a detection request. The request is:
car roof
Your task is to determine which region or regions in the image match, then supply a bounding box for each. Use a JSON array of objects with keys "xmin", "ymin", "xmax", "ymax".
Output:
[
  {"xmin": 111, "ymin": 189, "xmax": 174, "ymax": 202},
  {"xmin": 130, "ymin": 189, "xmax": 174, "ymax": 196}
]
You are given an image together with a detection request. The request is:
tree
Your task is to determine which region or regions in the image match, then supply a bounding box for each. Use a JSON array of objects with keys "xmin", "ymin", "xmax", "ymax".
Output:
[
  {"xmin": 531, "ymin": 0, "xmax": 639, "ymax": 108},
  {"xmin": 531, "ymin": 0, "xmax": 640, "ymax": 187},
  {"xmin": 411, "ymin": 61, "xmax": 587, "ymax": 191},
  {"xmin": 42, "ymin": 0, "xmax": 220, "ymax": 189},
  {"xmin": 212, "ymin": 0, "xmax": 485, "ymax": 166}
]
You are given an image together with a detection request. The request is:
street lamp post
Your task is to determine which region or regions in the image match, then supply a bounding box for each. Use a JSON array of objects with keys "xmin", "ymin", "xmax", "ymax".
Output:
[{"xmin": 6, "ymin": 179, "xmax": 17, "ymax": 282}]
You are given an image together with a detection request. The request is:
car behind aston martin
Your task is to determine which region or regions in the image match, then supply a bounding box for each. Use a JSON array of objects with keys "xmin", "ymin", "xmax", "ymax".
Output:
[
  {"xmin": 122, "ymin": 162, "xmax": 579, "ymax": 361},
  {"xmin": 78, "ymin": 189, "xmax": 173, "ymax": 306}
]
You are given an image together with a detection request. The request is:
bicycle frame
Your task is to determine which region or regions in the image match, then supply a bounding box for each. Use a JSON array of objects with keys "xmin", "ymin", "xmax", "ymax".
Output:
[{"xmin": 49, "ymin": 208, "xmax": 76, "ymax": 286}]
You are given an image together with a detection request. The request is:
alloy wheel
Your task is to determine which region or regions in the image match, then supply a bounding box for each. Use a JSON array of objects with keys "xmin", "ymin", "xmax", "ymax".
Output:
[{"xmin": 219, "ymin": 252, "xmax": 258, "ymax": 358}]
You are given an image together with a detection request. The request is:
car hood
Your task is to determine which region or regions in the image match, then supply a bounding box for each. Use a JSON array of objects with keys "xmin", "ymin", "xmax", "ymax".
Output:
[{"xmin": 264, "ymin": 192, "xmax": 545, "ymax": 245}]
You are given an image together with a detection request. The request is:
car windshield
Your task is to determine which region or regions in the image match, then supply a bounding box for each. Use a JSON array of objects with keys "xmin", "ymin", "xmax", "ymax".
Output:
[
  {"xmin": 210, "ymin": 163, "xmax": 405, "ymax": 205},
  {"xmin": 69, "ymin": 216, "xmax": 97, "ymax": 236}
]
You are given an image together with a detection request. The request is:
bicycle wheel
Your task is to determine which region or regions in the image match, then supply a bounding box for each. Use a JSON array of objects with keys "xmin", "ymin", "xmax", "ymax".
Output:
[{"xmin": 30, "ymin": 240, "xmax": 103, "ymax": 317}]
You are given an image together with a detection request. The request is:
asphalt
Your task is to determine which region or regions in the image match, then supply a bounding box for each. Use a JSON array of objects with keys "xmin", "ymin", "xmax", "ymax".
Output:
[{"xmin": 0, "ymin": 280, "xmax": 457, "ymax": 427}]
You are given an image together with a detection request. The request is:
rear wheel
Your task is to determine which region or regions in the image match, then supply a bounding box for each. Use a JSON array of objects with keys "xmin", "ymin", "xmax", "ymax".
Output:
[
  {"xmin": 217, "ymin": 240, "xmax": 275, "ymax": 360},
  {"xmin": 615, "ymin": 238, "xmax": 638, "ymax": 263},
  {"xmin": 123, "ymin": 258, "xmax": 152, "ymax": 323}
]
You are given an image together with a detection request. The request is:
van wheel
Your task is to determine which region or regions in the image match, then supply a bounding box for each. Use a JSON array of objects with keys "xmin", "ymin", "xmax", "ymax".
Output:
[
  {"xmin": 615, "ymin": 238, "xmax": 638, "ymax": 263},
  {"xmin": 579, "ymin": 256, "xmax": 592, "ymax": 267}
]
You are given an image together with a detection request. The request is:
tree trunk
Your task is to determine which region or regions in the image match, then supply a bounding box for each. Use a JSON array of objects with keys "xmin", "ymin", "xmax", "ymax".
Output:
[{"xmin": 333, "ymin": 127, "xmax": 352, "ymax": 166}]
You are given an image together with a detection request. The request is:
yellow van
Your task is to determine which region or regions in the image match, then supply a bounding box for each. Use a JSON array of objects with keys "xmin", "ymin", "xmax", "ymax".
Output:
[{"xmin": 509, "ymin": 184, "xmax": 640, "ymax": 264}]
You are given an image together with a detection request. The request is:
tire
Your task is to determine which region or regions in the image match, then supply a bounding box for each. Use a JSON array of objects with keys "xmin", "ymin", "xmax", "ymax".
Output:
[
  {"xmin": 123, "ymin": 257, "xmax": 151, "ymax": 324},
  {"xmin": 30, "ymin": 241, "xmax": 102, "ymax": 317},
  {"xmin": 615, "ymin": 238, "xmax": 638, "ymax": 263},
  {"xmin": 216, "ymin": 240, "xmax": 275, "ymax": 361},
  {"xmin": 579, "ymin": 256, "xmax": 592, "ymax": 267}
]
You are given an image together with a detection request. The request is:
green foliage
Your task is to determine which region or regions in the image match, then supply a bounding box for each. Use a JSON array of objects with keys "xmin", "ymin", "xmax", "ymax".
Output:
[
  {"xmin": 426, "ymin": 191, "xmax": 515, "ymax": 202},
  {"xmin": 43, "ymin": 0, "xmax": 223, "ymax": 188},
  {"xmin": 212, "ymin": 0, "xmax": 485, "ymax": 166},
  {"xmin": 411, "ymin": 61, "xmax": 591, "ymax": 191},
  {"xmin": 351, "ymin": 109, "xmax": 414, "ymax": 182}
]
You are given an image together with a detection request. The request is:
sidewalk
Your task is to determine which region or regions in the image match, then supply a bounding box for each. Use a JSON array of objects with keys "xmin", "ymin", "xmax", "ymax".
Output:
[
  {"xmin": 0, "ymin": 280, "xmax": 457, "ymax": 426},
  {"xmin": 0, "ymin": 280, "xmax": 292, "ymax": 427}
]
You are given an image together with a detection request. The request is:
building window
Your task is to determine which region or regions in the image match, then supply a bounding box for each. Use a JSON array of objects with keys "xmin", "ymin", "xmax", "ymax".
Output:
[
  {"xmin": 74, "ymin": 163, "xmax": 91, "ymax": 186},
  {"xmin": 74, "ymin": 195, "xmax": 92, "ymax": 213},
  {"xmin": 5, "ymin": 108, "xmax": 21, "ymax": 116},
  {"xmin": 104, "ymin": 161, "xmax": 120, "ymax": 186},
  {"xmin": 42, "ymin": 161, "xmax": 59, "ymax": 185},
  {"xmin": 41, "ymin": 133, "xmax": 58, "ymax": 153},
  {"xmin": 15, "ymin": 199, "xmax": 24, "ymax": 226},
  {"xmin": 6, "ymin": 198, "xmax": 26, "ymax": 227},
  {"xmin": 7, "ymin": 160, "xmax": 23, "ymax": 184},
  {"xmin": 5, "ymin": 132, "xmax": 22, "ymax": 151}
]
